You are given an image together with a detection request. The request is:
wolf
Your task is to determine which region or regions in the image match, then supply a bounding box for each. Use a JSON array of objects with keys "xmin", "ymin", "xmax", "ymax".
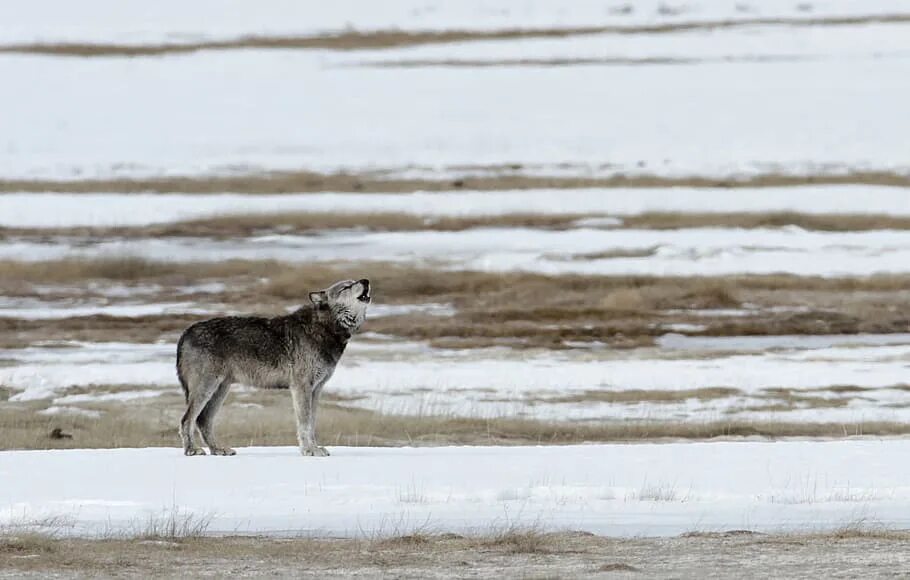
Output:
[{"xmin": 176, "ymin": 278, "xmax": 371, "ymax": 457}]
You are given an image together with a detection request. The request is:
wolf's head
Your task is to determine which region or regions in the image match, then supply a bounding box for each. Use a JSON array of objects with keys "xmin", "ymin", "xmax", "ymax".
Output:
[{"xmin": 310, "ymin": 278, "xmax": 371, "ymax": 333}]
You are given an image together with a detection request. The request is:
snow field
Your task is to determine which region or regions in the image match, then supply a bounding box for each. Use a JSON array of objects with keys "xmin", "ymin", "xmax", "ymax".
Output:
[{"xmin": 4, "ymin": 441, "xmax": 910, "ymax": 537}]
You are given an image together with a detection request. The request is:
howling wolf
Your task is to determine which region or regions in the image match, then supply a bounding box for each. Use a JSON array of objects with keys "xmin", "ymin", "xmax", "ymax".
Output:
[{"xmin": 176, "ymin": 279, "xmax": 371, "ymax": 456}]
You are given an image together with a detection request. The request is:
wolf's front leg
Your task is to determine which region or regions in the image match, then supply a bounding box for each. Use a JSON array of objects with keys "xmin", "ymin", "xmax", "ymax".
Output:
[{"xmin": 290, "ymin": 382, "xmax": 328, "ymax": 457}]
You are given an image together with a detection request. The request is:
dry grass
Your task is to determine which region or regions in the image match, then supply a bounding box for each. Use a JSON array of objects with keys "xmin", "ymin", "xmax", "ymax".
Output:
[
  {"xmin": 2, "ymin": 212, "xmax": 593, "ymax": 239},
  {"xmin": 0, "ymin": 532, "xmax": 60, "ymax": 556},
  {"xmin": 130, "ymin": 509, "xmax": 213, "ymax": 540},
  {"xmin": 4, "ymin": 259, "xmax": 910, "ymax": 348},
  {"xmin": 4, "ymin": 528, "xmax": 910, "ymax": 578},
  {"xmin": 535, "ymin": 387, "xmax": 742, "ymax": 405},
  {"xmin": 4, "ymin": 390, "xmax": 910, "ymax": 452},
  {"xmin": 2, "ymin": 13, "xmax": 908, "ymax": 57},
  {"xmin": 754, "ymin": 388, "xmax": 852, "ymax": 411},
  {"xmin": 623, "ymin": 211, "xmax": 910, "ymax": 232},
  {"xmin": 2, "ymin": 169, "xmax": 910, "ymax": 194},
  {"xmin": 479, "ymin": 524, "xmax": 552, "ymax": 554},
  {"xmin": 0, "ymin": 256, "xmax": 177, "ymax": 283}
]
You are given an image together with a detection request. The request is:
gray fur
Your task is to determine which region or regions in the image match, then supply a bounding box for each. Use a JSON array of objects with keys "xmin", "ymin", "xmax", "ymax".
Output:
[{"xmin": 176, "ymin": 278, "xmax": 371, "ymax": 456}]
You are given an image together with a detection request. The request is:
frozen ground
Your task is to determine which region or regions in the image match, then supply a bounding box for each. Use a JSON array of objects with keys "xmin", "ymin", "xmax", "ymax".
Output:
[
  {"xmin": 5, "ymin": 336, "xmax": 910, "ymax": 423},
  {"xmin": 3, "ymin": 187, "xmax": 910, "ymax": 228},
  {"xmin": 4, "ymin": 441, "xmax": 910, "ymax": 537}
]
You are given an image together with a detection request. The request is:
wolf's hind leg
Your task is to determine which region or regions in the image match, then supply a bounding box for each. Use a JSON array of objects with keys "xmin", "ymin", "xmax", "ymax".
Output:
[
  {"xmin": 180, "ymin": 374, "xmax": 223, "ymax": 456},
  {"xmin": 197, "ymin": 380, "xmax": 235, "ymax": 456}
]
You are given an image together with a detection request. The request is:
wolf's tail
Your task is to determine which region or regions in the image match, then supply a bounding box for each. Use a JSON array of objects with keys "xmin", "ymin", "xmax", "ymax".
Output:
[{"xmin": 176, "ymin": 331, "xmax": 189, "ymax": 403}]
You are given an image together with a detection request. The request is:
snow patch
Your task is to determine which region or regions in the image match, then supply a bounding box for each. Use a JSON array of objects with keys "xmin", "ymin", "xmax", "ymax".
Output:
[{"xmin": 4, "ymin": 441, "xmax": 910, "ymax": 537}]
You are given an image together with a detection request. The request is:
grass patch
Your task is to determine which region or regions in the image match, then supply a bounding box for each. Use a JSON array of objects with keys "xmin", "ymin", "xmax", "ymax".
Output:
[
  {"xmin": 4, "ymin": 390, "xmax": 910, "ymax": 452},
  {"xmin": 479, "ymin": 524, "xmax": 552, "ymax": 554},
  {"xmin": 130, "ymin": 509, "xmax": 213, "ymax": 540},
  {"xmin": 4, "ymin": 259, "xmax": 910, "ymax": 348}
]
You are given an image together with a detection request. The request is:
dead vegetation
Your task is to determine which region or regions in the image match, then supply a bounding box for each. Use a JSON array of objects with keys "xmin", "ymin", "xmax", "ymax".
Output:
[
  {"xmin": 0, "ymin": 212, "xmax": 593, "ymax": 240},
  {"xmin": 3, "ymin": 259, "xmax": 910, "ymax": 348},
  {"xmin": 2, "ymin": 13, "xmax": 908, "ymax": 57},
  {"xmin": 3, "ymin": 527, "xmax": 910, "ymax": 579},
  {"xmin": 10, "ymin": 210, "xmax": 910, "ymax": 242},
  {"xmin": 623, "ymin": 211, "xmax": 910, "ymax": 232},
  {"xmin": 2, "ymin": 168, "xmax": 910, "ymax": 194},
  {"xmin": 3, "ymin": 388, "xmax": 910, "ymax": 452}
]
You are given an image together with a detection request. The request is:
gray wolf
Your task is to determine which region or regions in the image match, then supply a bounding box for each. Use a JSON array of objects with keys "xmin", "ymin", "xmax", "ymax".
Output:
[{"xmin": 176, "ymin": 278, "xmax": 371, "ymax": 456}]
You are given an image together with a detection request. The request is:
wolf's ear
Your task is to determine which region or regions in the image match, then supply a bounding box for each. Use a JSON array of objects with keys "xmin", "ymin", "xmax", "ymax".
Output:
[{"xmin": 309, "ymin": 291, "xmax": 327, "ymax": 307}]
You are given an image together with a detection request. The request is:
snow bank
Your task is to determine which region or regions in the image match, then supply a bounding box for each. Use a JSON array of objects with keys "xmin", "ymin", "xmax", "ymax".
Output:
[
  {"xmin": 11, "ymin": 226, "xmax": 910, "ymax": 277},
  {"xmin": 4, "ymin": 187, "xmax": 910, "ymax": 228},
  {"xmin": 4, "ymin": 441, "xmax": 910, "ymax": 537}
]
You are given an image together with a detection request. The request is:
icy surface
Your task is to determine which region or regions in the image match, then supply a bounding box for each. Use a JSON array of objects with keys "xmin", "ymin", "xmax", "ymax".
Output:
[{"xmin": 4, "ymin": 441, "xmax": 910, "ymax": 537}]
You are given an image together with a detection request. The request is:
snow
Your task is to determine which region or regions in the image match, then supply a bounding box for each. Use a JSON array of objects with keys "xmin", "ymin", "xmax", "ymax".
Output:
[
  {"xmin": 5, "ymin": 337, "xmax": 910, "ymax": 422},
  {"xmin": 658, "ymin": 333, "xmax": 910, "ymax": 352},
  {"xmin": 0, "ymin": 298, "xmax": 215, "ymax": 320},
  {"xmin": 4, "ymin": 441, "xmax": 910, "ymax": 537},
  {"xmin": 37, "ymin": 406, "xmax": 102, "ymax": 419},
  {"xmin": 2, "ymin": 0, "xmax": 904, "ymax": 45},
  {"xmin": 12, "ymin": 226, "xmax": 910, "ymax": 277},
  {"xmin": 1, "ymin": 342, "xmax": 173, "ymax": 402},
  {"xmin": 352, "ymin": 303, "xmax": 456, "ymax": 318},
  {"xmin": 1, "ymin": 33, "xmax": 908, "ymax": 180},
  {"xmin": 5, "ymin": 186, "xmax": 910, "ymax": 228},
  {"xmin": 52, "ymin": 390, "xmax": 164, "ymax": 405}
]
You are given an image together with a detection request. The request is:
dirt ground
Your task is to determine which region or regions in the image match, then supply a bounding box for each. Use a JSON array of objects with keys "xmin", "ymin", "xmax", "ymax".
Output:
[{"xmin": 2, "ymin": 531, "xmax": 909, "ymax": 579}]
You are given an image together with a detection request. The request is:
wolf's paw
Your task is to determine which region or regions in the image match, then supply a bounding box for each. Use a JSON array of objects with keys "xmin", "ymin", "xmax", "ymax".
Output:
[
  {"xmin": 184, "ymin": 447, "xmax": 207, "ymax": 456},
  {"xmin": 302, "ymin": 446, "xmax": 330, "ymax": 457},
  {"xmin": 210, "ymin": 447, "xmax": 237, "ymax": 456}
]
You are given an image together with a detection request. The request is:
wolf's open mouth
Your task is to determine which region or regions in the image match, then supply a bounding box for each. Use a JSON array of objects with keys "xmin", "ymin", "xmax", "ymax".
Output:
[{"xmin": 358, "ymin": 282, "xmax": 371, "ymax": 303}]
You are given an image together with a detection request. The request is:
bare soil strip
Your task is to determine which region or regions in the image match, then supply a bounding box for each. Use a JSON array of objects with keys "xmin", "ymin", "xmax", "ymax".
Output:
[
  {"xmin": 2, "ymin": 530, "xmax": 909, "ymax": 579},
  {"xmin": 1, "ymin": 13, "xmax": 908, "ymax": 56},
  {"xmin": 2, "ymin": 169, "xmax": 909, "ymax": 194}
]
